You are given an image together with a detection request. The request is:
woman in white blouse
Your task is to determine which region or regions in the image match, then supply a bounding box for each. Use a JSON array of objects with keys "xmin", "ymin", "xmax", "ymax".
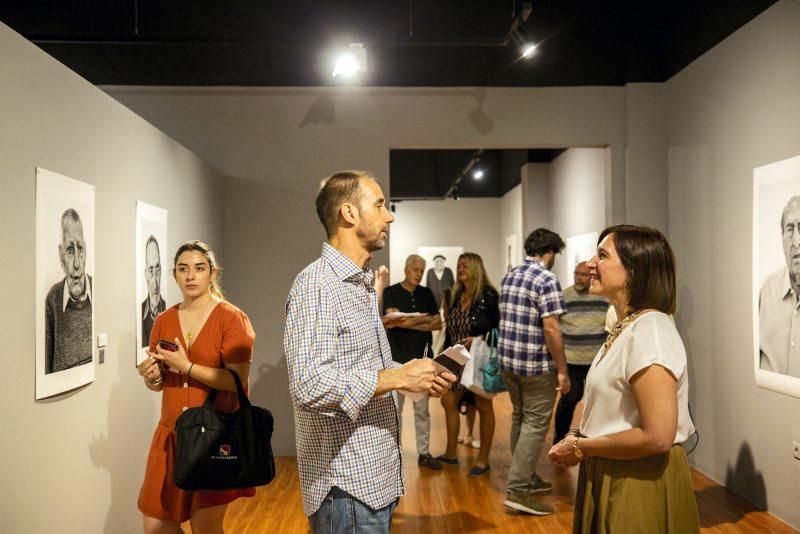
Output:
[{"xmin": 548, "ymin": 224, "xmax": 699, "ymax": 533}]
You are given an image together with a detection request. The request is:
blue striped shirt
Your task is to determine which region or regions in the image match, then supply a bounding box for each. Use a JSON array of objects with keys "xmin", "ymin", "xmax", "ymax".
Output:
[
  {"xmin": 498, "ymin": 259, "xmax": 566, "ymax": 376},
  {"xmin": 284, "ymin": 243, "xmax": 404, "ymax": 516}
]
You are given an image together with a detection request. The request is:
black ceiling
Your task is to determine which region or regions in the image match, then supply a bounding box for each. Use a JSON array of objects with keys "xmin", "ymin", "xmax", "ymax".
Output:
[
  {"xmin": 390, "ymin": 148, "xmax": 564, "ymax": 200},
  {"xmin": 0, "ymin": 1, "xmax": 776, "ymax": 87}
]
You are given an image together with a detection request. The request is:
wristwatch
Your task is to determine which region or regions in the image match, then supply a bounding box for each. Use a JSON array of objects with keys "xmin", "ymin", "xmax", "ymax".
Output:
[{"xmin": 572, "ymin": 436, "xmax": 585, "ymax": 460}]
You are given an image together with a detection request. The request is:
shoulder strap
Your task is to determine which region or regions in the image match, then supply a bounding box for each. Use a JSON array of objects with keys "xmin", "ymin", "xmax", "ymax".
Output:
[{"xmin": 202, "ymin": 369, "xmax": 250, "ymax": 409}]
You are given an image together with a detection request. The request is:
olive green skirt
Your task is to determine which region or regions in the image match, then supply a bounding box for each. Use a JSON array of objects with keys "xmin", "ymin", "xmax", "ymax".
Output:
[{"xmin": 573, "ymin": 444, "xmax": 700, "ymax": 534}]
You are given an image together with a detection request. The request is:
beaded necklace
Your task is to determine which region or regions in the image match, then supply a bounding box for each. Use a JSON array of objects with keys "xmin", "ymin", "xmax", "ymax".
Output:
[{"xmin": 598, "ymin": 308, "xmax": 649, "ymax": 361}]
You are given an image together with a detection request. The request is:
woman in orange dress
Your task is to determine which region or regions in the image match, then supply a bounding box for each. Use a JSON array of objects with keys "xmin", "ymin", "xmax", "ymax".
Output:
[{"xmin": 136, "ymin": 240, "xmax": 256, "ymax": 533}]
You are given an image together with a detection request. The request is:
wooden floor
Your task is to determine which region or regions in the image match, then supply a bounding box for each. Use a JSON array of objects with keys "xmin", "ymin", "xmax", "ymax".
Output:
[{"xmin": 185, "ymin": 395, "xmax": 797, "ymax": 533}]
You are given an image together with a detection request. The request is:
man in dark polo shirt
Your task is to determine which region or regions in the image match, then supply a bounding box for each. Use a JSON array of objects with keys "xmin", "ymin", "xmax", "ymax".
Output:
[{"xmin": 383, "ymin": 254, "xmax": 443, "ymax": 470}]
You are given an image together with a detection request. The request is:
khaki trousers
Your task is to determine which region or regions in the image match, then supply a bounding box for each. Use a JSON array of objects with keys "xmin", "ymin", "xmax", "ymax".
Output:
[{"xmin": 500, "ymin": 370, "xmax": 557, "ymax": 494}]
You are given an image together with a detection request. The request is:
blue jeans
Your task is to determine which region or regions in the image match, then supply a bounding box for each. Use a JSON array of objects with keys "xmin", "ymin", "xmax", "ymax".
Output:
[{"xmin": 309, "ymin": 487, "xmax": 398, "ymax": 533}]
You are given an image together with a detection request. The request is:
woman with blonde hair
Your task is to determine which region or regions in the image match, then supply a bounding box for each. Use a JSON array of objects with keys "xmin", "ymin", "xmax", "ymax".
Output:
[
  {"xmin": 136, "ymin": 240, "xmax": 256, "ymax": 533},
  {"xmin": 436, "ymin": 252, "xmax": 499, "ymax": 476}
]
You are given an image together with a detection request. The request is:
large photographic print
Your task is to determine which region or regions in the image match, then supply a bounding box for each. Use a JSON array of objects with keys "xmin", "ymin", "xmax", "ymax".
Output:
[
  {"xmin": 136, "ymin": 202, "xmax": 168, "ymax": 365},
  {"xmin": 418, "ymin": 246, "xmax": 463, "ymax": 310},
  {"xmin": 753, "ymin": 154, "xmax": 800, "ymax": 398},
  {"xmin": 35, "ymin": 168, "xmax": 95, "ymax": 399}
]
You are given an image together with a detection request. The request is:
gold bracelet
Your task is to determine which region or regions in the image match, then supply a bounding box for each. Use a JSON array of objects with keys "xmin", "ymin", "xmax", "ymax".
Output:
[{"xmin": 573, "ymin": 436, "xmax": 586, "ymax": 460}]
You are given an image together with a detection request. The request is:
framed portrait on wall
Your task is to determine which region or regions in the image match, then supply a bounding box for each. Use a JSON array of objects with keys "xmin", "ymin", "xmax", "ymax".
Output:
[
  {"xmin": 565, "ymin": 231, "xmax": 600, "ymax": 288},
  {"xmin": 504, "ymin": 234, "xmax": 521, "ymax": 273},
  {"xmin": 418, "ymin": 246, "xmax": 463, "ymax": 309},
  {"xmin": 35, "ymin": 168, "xmax": 95, "ymax": 400},
  {"xmin": 753, "ymin": 154, "xmax": 800, "ymax": 398},
  {"xmin": 136, "ymin": 202, "xmax": 168, "ymax": 365}
]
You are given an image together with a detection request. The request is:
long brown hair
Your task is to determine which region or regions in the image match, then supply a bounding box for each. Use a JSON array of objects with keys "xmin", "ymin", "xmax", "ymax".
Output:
[
  {"xmin": 173, "ymin": 240, "xmax": 224, "ymax": 299},
  {"xmin": 451, "ymin": 252, "xmax": 495, "ymax": 308}
]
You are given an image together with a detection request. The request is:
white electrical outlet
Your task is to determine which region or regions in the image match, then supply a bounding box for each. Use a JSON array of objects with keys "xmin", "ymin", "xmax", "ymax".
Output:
[{"xmin": 794, "ymin": 441, "xmax": 800, "ymax": 461}]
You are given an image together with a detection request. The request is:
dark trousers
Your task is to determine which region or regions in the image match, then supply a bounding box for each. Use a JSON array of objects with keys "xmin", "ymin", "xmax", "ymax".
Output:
[{"xmin": 553, "ymin": 363, "xmax": 591, "ymax": 444}]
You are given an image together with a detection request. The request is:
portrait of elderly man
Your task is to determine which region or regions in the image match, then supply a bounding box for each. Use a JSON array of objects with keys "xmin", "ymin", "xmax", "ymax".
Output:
[
  {"xmin": 44, "ymin": 208, "xmax": 93, "ymax": 374},
  {"xmin": 141, "ymin": 235, "xmax": 166, "ymax": 347},
  {"xmin": 759, "ymin": 195, "xmax": 800, "ymax": 377},
  {"xmin": 425, "ymin": 254, "xmax": 455, "ymax": 309}
]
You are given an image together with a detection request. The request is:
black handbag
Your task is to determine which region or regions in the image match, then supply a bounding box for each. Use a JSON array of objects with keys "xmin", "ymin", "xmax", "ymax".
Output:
[{"xmin": 173, "ymin": 368, "xmax": 276, "ymax": 491}]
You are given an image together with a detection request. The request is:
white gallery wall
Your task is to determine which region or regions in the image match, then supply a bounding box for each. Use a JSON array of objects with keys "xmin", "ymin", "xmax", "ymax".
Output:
[
  {"xmin": 665, "ymin": 0, "xmax": 800, "ymax": 527},
  {"xmin": 0, "ymin": 22, "xmax": 227, "ymax": 533},
  {"xmin": 500, "ymin": 184, "xmax": 524, "ymax": 272},
  {"xmin": 548, "ymin": 148, "xmax": 609, "ymax": 282},
  {"xmin": 521, "ymin": 162, "xmax": 552, "ymax": 235}
]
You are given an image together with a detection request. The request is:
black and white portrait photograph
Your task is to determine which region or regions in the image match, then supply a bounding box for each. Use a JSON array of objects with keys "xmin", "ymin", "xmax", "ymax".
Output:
[
  {"xmin": 418, "ymin": 246, "xmax": 462, "ymax": 309},
  {"xmin": 135, "ymin": 202, "xmax": 168, "ymax": 364},
  {"xmin": 35, "ymin": 168, "xmax": 95, "ymax": 399},
  {"xmin": 753, "ymin": 154, "xmax": 800, "ymax": 398},
  {"xmin": 505, "ymin": 234, "xmax": 520, "ymax": 273}
]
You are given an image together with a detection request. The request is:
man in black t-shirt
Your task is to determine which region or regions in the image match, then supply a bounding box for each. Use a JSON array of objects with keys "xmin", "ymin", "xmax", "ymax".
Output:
[{"xmin": 382, "ymin": 254, "xmax": 443, "ymax": 470}]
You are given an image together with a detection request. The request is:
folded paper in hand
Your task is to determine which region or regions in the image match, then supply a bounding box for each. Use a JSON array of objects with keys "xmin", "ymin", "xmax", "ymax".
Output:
[
  {"xmin": 384, "ymin": 311, "xmax": 424, "ymax": 319},
  {"xmin": 399, "ymin": 344, "xmax": 471, "ymax": 402}
]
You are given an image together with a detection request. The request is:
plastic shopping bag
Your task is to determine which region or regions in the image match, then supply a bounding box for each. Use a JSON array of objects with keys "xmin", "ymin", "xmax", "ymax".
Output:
[{"xmin": 461, "ymin": 335, "xmax": 496, "ymax": 399}]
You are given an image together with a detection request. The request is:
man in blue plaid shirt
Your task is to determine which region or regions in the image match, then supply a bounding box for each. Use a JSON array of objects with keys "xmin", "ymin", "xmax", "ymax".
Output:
[
  {"xmin": 284, "ymin": 171, "xmax": 456, "ymax": 533},
  {"xmin": 499, "ymin": 228, "xmax": 571, "ymax": 516}
]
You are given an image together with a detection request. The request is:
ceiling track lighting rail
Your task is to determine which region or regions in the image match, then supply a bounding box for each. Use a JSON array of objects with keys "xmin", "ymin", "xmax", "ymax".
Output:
[{"xmin": 444, "ymin": 149, "xmax": 484, "ymax": 201}]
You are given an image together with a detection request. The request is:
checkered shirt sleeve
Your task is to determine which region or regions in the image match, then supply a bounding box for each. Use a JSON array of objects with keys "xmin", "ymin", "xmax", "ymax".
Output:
[
  {"xmin": 498, "ymin": 261, "xmax": 566, "ymax": 376},
  {"xmin": 284, "ymin": 244, "xmax": 404, "ymax": 516}
]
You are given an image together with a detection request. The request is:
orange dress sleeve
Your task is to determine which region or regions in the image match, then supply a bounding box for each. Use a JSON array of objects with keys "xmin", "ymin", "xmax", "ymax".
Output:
[{"xmin": 221, "ymin": 307, "xmax": 255, "ymax": 364}]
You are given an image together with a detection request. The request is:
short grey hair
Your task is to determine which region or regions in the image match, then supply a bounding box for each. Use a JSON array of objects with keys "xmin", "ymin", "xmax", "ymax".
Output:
[{"xmin": 405, "ymin": 254, "xmax": 425, "ymax": 268}]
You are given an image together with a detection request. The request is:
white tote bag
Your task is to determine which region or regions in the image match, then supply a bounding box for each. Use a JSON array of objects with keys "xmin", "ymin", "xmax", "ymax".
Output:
[{"xmin": 461, "ymin": 335, "xmax": 496, "ymax": 399}]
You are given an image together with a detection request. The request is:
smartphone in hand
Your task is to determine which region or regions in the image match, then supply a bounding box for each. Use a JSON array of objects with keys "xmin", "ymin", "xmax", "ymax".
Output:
[
  {"xmin": 433, "ymin": 353, "xmax": 464, "ymax": 378},
  {"xmin": 158, "ymin": 339, "xmax": 179, "ymax": 352}
]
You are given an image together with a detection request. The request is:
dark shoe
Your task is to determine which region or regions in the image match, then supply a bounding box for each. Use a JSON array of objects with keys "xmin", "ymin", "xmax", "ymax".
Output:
[
  {"xmin": 434, "ymin": 455, "xmax": 459, "ymax": 465},
  {"xmin": 468, "ymin": 464, "xmax": 491, "ymax": 476},
  {"xmin": 418, "ymin": 454, "xmax": 443, "ymax": 470},
  {"xmin": 530, "ymin": 473, "xmax": 553, "ymax": 494},
  {"xmin": 504, "ymin": 492, "xmax": 554, "ymax": 515}
]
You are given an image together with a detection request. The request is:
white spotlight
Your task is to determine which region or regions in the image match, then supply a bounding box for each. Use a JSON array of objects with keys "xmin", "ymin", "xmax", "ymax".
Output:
[
  {"xmin": 473, "ymin": 170, "xmax": 484, "ymax": 180},
  {"xmin": 333, "ymin": 53, "xmax": 359, "ymax": 77},
  {"xmin": 332, "ymin": 43, "xmax": 367, "ymax": 78},
  {"xmin": 521, "ymin": 43, "xmax": 537, "ymax": 58}
]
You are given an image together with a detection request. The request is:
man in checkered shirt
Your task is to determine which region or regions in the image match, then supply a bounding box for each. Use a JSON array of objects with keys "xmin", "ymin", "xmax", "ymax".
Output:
[
  {"xmin": 498, "ymin": 228, "xmax": 571, "ymax": 516},
  {"xmin": 284, "ymin": 171, "xmax": 456, "ymax": 533}
]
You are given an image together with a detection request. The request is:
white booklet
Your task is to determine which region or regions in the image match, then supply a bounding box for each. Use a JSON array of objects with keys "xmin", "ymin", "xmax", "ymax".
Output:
[{"xmin": 384, "ymin": 311, "xmax": 424, "ymax": 319}]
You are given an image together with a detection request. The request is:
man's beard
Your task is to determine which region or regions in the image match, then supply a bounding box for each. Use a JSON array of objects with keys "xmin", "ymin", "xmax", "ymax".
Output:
[
  {"xmin": 574, "ymin": 282, "xmax": 588, "ymax": 292},
  {"xmin": 358, "ymin": 225, "xmax": 385, "ymax": 252},
  {"xmin": 365, "ymin": 236, "xmax": 385, "ymax": 252}
]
